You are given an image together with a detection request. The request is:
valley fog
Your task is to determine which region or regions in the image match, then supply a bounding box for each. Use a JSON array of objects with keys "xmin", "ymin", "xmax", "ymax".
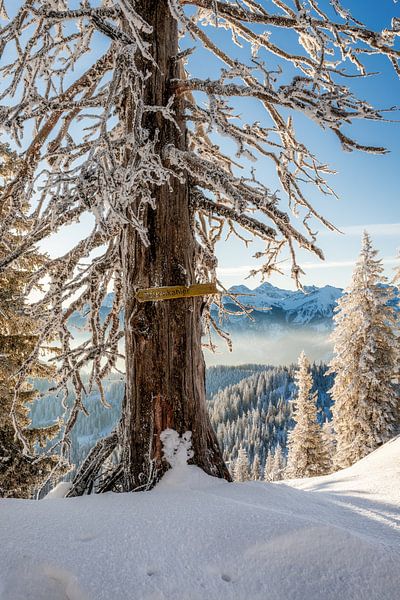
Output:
[{"xmin": 205, "ymin": 330, "xmax": 333, "ymax": 366}]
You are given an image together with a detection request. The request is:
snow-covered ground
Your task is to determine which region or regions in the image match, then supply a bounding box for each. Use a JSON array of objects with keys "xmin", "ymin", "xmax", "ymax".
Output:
[{"xmin": 1, "ymin": 436, "xmax": 399, "ymax": 600}]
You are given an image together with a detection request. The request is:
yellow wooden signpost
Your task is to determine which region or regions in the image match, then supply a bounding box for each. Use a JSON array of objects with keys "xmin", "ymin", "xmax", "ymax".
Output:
[{"xmin": 135, "ymin": 282, "xmax": 218, "ymax": 303}]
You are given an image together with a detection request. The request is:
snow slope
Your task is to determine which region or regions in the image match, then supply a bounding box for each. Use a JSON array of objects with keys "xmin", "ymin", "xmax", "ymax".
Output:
[
  {"xmin": 1, "ymin": 438, "xmax": 399, "ymax": 600},
  {"xmin": 286, "ymin": 432, "xmax": 400, "ymax": 504}
]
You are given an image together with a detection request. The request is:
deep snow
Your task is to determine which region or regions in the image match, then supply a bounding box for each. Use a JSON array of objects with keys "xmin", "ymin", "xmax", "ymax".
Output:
[{"xmin": 0, "ymin": 437, "xmax": 399, "ymax": 600}]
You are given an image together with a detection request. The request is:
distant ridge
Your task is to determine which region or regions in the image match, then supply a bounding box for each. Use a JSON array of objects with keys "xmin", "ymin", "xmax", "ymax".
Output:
[
  {"xmin": 97, "ymin": 282, "xmax": 343, "ymax": 327},
  {"xmin": 224, "ymin": 282, "xmax": 342, "ymax": 326},
  {"xmin": 69, "ymin": 282, "xmax": 398, "ymax": 365}
]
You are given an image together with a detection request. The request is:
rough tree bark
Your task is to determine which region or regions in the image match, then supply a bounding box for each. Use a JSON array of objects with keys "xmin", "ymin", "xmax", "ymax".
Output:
[{"xmin": 120, "ymin": 0, "xmax": 230, "ymax": 491}]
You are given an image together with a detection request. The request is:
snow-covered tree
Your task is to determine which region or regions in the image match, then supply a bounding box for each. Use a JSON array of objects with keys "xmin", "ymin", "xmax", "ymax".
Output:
[
  {"xmin": 234, "ymin": 447, "xmax": 250, "ymax": 482},
  {"xmin": 0, "ymin": 144, "xmax": 64, "ymax": 498},
  {"xmin": 286, "ymin": 352, "xmax": 329, "ymax": 478},
  {"xmin": 251, "ymin": 454, "xmax": 261, "ymax": 481},
  {"xmin": 263, "ymin": 451, "xmax": 274, "ymax": 482},
  {"xmin": 271, "ymin": 444, "xmax": 286, "ymax": 481},
  {"xmin": 209, "ymin": 363, "xmax": 333, "ymax": 471},
  {"xmin": 394, "ymin": 253, "xmax": 400, "ymax": 284},
  {"xmin": 330, "ymin": 233, "xmax": 400, "ymax": 469},
  {"xmin": 0, "ymin": 1, "xmax": 399, "ymax": 493},
  {"xmin": 321, "ymin": 420, "xmax": 336, "ymax": 468}
]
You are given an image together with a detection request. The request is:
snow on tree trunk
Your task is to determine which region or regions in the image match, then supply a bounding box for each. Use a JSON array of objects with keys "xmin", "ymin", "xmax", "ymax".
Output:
[
  {"xmin": 286, "ymin": 352, "xmax": 330, "ymax": 479},
  {"xmin": 329, "ymin": 232, "xmax": 399, "ymax": 469},
  {"xmin": 120, "ymin": 0, "xmax": 229, "ymax": 490}
]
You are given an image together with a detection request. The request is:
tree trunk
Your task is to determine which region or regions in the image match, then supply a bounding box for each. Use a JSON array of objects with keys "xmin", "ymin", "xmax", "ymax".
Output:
[{"xmin": 120, "ymin": 0, "xmax": 230, "ymax": 491}]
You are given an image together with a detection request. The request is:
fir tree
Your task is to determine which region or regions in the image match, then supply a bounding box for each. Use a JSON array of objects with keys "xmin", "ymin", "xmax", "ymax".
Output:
[
  {"xmin": 234, "ymin": 447, "xmax": 250, "ymax": 482},
  {"xmin": 286, "ymin": 352, "xmax": 330, "ymax": 478},
  {"xmin": 394, "ymin": 254, "xmax": 400, "ymax": 285},
  {"xmin": 271, "ymin": 445, "xmax": 286, "ymax": 481},
  {"xmin": 330, "ymin": 232, "xmax": 400, "ymax": 469},
  {"xmin": 0, "ymin": 144, "xmax": 63, "ymax": 498},
  {"xmin": 251, "ymin": 454, "xmax": 261, "ymax": 481},
  {"xmin": 321, "ymin": 420, "xmax": 336, "ymax": 468},
  {"xmin": 263, "ymin": 452, "xmax": 274, "ymax": 483},
  {"xmin": 208, "ymin": 363, "xmax": 333, "ymax": 470}
]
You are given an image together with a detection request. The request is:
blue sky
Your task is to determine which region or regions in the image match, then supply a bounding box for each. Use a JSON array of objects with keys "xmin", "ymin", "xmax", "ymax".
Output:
[
  {"xmin": 193, "ymin": 0, "xmax": 400, "ymax": 290},
  {"xmin": 6, "ymin": 0, "xmax": 398, "ymax": 292}
]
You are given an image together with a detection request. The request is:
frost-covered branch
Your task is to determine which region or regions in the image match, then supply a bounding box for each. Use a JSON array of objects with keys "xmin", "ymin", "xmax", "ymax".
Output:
[{"xmin": 0, "ymin": 0, "xmax": 398, "ymax": 475}]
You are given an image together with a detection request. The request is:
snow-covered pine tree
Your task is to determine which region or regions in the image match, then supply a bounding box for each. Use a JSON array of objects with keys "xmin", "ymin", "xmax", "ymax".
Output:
[
  {"xmin": 271, "ymin": 444, "xmax": 286, "ymax": 481},
  {"xmin": 234, "ymin": 447, "xmax": 250, "ymax": 482},
  {"xmin": 321, "ymin": 420, "xmax": 336, "ymax": 467},
  {"xmin": 330, "ymin": 232, "xmax": 399, "ymax": 469},
  {"xmin": 394, "ymin": 254, "xmax": 400, "ymax": 287},
  {"xmin": 0, "ymin": 1, "xmax": 399, "ymax": 493},
  {"xmin": 263, "ymin": 451, "xmax": 274, "ymax": 482},
  {"xmin": 251, "ymin": 454, "xmax": 261, "ymax": 481},
  {"xmin": 286, "ymin": 352, "xmax": 329, "ymax": 478},
  {"xmin": 208, "ymin": 363, "xmax": 334, "ymax": 469},
  {"xmin": 0, "ymin": 144, "xmax": 64, "ymax": 498}
]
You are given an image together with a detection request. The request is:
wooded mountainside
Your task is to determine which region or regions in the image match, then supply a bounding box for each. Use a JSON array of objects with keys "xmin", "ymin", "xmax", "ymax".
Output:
[{"xmin": 30, "ymin": 363, "xmax": 333, "ymax": 477}]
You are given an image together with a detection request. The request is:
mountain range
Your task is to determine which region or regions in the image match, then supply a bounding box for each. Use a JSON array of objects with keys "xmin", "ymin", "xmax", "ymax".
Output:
[
  {"xmin": 221, "ymin": 282, "xmax": 342, "ymax": 327},
  {"xmin": 207, "ymin": 283, "xmax": 343, "ymax": 365},
  {"xmin": 69, "ymin": 282, "xmax": 397, "ymax": 365}
]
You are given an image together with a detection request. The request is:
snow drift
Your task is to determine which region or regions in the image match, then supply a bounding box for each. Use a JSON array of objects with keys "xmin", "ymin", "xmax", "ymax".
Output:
[{"xmin": 0, "ymin": 437, "xmax": 399, "ymax": 600}]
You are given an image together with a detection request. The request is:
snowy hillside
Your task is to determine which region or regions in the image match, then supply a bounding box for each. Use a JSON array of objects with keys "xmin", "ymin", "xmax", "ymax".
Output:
[
  {"xmin": 285, "ymin": 432, "xmax": 400, "ymax": 505},
  {"xmin": 209, "ymin": 363, "xmax": 334, "ymax": 468},
  {"xmin": 1, "ymin": 437, "xmax": 399, "ymax": 600},
  {"xmin": 30, "ymin": 364, "xmax": 332, "ymax": 478}
]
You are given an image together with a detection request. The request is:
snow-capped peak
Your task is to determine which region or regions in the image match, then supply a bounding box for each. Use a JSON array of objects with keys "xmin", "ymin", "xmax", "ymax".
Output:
[{"xmin": 225, "ymin": 283, "xmax": 343, "ymax": 324}]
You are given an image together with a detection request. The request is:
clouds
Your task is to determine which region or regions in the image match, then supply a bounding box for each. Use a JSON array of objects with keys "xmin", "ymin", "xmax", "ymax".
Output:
[
  {"xmin": 216, "ymin": 222, "xmax": 399, "ymax": 289},
  {"xmin": 217, "ymin": 265, "xmax": 254, "ymax": 276},
  {"xmin": 217, "ymin": 256, "xmax": 398, "ymax": 277},
  {"xmin": 324, "ymin": 223, "xmax": 400, "ymax": 237},
  {"xmin": 300, "ymin": 256, "xmax": 398, "ymax": 271}
]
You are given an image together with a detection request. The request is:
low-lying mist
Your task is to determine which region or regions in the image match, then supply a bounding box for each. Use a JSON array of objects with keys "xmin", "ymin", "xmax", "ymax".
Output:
[
  {"xmin": 67, "ymin": 322, "xmax": 333, "ymax": 369},
  {"xmin": 204, "ymin": 330, "xmax": 333, "ymax": 366}
]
